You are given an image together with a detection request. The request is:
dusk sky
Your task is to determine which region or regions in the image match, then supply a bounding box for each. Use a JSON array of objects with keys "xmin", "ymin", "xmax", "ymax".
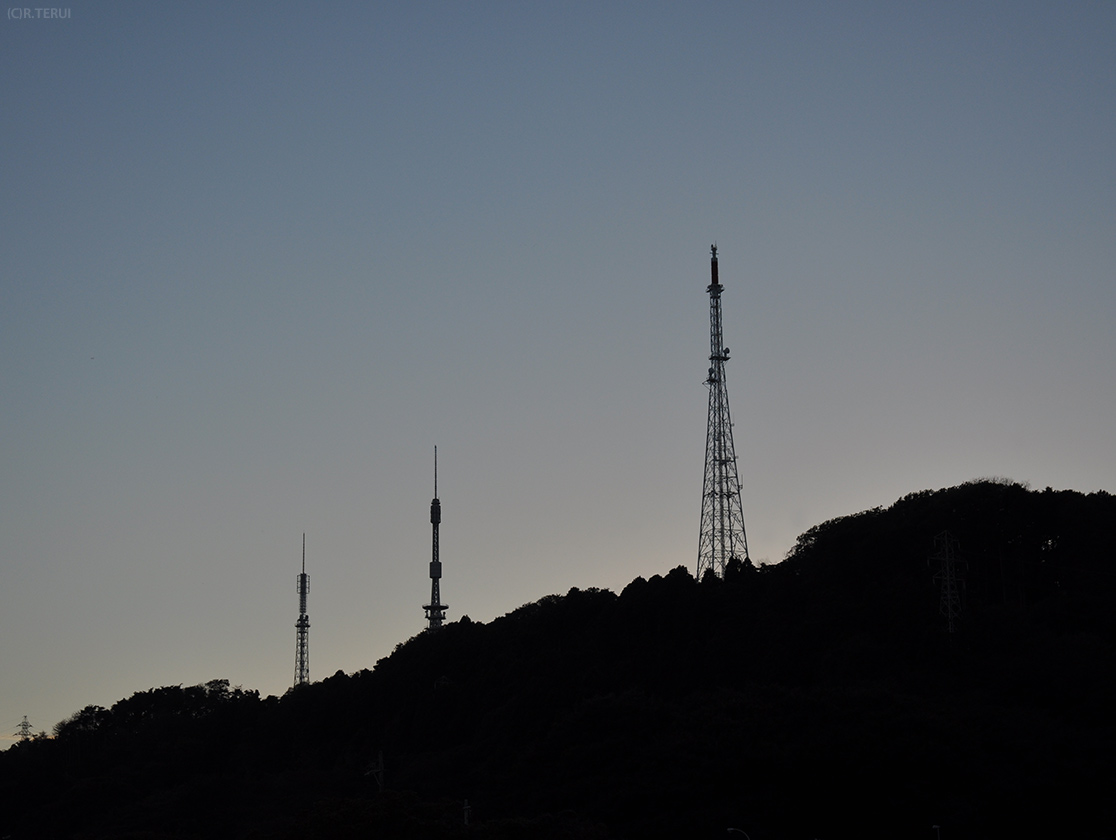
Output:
[{"xmin": 3, "ymin": 1, "xmax": 1114, "ymax": 744}]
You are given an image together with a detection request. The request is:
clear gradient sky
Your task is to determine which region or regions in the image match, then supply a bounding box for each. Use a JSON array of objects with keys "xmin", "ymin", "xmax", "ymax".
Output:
[{"xmin": 3, "ymin": 1, "xmax": 1114, "ymax": 745}]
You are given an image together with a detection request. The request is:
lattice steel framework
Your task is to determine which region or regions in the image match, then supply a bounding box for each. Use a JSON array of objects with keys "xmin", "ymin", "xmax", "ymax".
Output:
[
  {"xmin": 294, "ymin": 533, "xmax": 310, "ymax": 686},
  {"xmin": 697, "ymin": 245, "xmax": 750, "ymax": 579},
  {"xmin": 931, "ymin": 530, "xmax": 965, "ymax": 636},
  {"xmin": 423, "ymin": 447, "xmax": 448, "ymax": 629}
]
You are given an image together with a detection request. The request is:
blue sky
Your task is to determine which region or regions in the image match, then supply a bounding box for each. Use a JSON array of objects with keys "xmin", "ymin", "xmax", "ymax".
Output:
[{"xmin": 3, "ymin": 1, "xmax": 1114, "ymax": 743}]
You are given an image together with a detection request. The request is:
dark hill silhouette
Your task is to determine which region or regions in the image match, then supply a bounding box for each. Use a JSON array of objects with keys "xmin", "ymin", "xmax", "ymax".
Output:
[{"xmin": 3, "ymin": 481, "xmax": 1114, "ymax": 839}]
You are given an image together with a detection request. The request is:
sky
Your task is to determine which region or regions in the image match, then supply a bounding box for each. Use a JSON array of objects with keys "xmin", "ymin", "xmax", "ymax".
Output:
[{"xmin": 2, "ymin": 0, "xmax": 1114, "ymax": 744}]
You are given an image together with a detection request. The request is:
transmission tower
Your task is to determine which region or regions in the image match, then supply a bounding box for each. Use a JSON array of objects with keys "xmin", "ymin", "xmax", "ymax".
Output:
[
  {"xmin": 16, "ymin": 715, "xmax": 33, "ymax": 741},
  {"xmin": 931, "ymin": 530, "xmax": 965, "ymax": 637},
  {"xmin": 294, "ymin": 533, "xmax": 310, "ymax": 686},
  {"xmin": 423, "ymin": 447, "xmax": 448, "ymax": 629},
  {"xmin": 697, "ymin": 244, "xmax": 750, "ymax": 579}
]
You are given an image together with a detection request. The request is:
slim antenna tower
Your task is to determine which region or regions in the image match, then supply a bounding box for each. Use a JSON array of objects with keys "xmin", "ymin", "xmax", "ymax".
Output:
[
  {"xmin": 697, "ymin": 244, "xmax": 750, "ymax": 579},
  {"xmin": 931, "ymin": 530, "xmax": 965, "ymax": 637},
  {"xmin": 294, "ymin": 533, "xmax": 310, "ymax": 686},
  {"xmin": 423, "ymin": 446, "xmax": 448, "ymax": 629}
]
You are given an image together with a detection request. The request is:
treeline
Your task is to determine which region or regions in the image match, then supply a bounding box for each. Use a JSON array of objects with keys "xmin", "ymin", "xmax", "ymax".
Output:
[{"xmin": 3, "ymin": 481, "xmax": 1114, "ymax": 839}]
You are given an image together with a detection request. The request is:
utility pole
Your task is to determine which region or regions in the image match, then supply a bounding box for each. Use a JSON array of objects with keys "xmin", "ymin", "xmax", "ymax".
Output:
[{"xmin": 697, "ymin": 245, "xmax": 750, "ymax": 578}]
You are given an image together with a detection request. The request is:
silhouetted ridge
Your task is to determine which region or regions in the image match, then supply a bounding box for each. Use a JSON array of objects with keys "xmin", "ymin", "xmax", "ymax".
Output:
[{"xmin": 3, "ymin": 481, "xmax": 1114, "ymax": 839}]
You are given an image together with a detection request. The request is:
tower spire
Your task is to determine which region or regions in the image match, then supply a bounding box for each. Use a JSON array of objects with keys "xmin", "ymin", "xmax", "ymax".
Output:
[
  {"xmin": 697, "ymin": 245, "xmax": 750, "ymax": 578},
  {"xmin": 423, "ymin": 446, "xmax": 448, "ymax": 629},
  {"xmin": 294, "ymin": 533, "xmax": 310, "ymax": 686}
]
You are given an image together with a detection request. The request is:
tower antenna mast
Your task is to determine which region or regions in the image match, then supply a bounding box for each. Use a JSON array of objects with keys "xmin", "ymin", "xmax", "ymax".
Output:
[
  {"xmin": 697, "ymin": 244, "xmax": 750, "ymax": 578},
  {"xmin": 423, "ymin": 446, "xmax": 448, "ymax": 629},
  {"xmin": 294, "ymin": 533, "xmax": 310, "ymax": 686},
  {"xmin": 931, "ymin": 530, "xmax": 965, "ymax": 638}
]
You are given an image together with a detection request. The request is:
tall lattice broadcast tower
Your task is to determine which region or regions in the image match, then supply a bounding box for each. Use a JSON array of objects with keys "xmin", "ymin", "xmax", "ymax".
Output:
[
  {"xmin": 697, "ymin": 245, "xmax": 750, "ymax": 579},
  {"xmin": 294, "ymin": 534, "xmax": 310, "ymax": 687}
]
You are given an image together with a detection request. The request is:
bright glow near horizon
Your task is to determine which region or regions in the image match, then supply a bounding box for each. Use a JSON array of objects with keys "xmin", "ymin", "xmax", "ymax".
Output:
[{"xmin": 2, "ymin": 1, "xmax": 1114, "ymax": 744}]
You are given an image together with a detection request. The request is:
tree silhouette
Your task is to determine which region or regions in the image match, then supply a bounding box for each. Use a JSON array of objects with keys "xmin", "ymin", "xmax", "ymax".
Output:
[{"xmin": 2, "ymin": 481, "xmax": 1113, "ymax": 839}]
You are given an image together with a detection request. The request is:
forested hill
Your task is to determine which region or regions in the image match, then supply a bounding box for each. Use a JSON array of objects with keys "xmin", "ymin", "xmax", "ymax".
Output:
[{"xmin": 4, "ymin": 481, "xmax": 1114, "ymax": 840}]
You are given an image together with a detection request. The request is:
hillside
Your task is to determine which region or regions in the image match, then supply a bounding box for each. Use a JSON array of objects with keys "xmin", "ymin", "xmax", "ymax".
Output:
[{"xmin": 3, "ymin": 481, "xmax": 1114, "ymax": 839}]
